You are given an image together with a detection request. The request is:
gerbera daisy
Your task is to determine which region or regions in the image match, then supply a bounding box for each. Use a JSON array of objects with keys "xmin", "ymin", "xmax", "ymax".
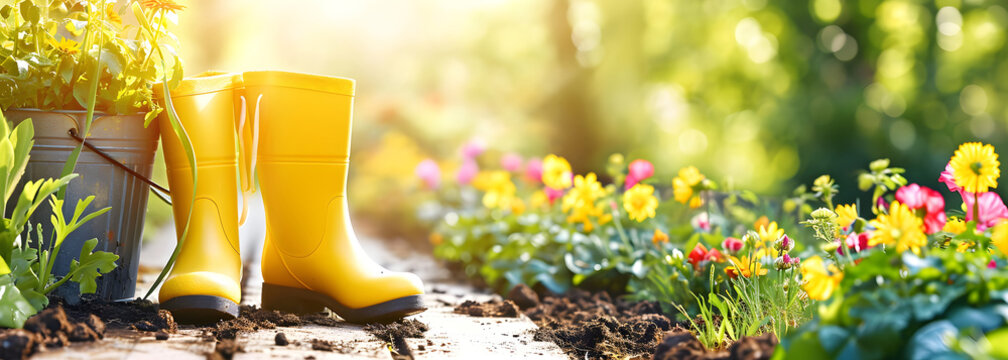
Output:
[
  {"xmin": 868, "ymin": 202, "xmax": 927, "ymax": 255},
  {"xmin": 949, "ymin": 142, "xmax": 1000, "ymax": 193}
]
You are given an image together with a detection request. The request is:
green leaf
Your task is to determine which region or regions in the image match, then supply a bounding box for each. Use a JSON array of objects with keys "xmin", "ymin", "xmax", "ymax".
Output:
[
  {"xmin": 7, "ymin": 119, "xmax": 33, "ymax": 200},
  {"xmin": 9, "ymin": 247, "xmax": 45, "ymax": 311},
  {"xmin": 907, "ymin": 320, "xmax": 963, "ymax": 360},
  {"xmin": 18, "ymin": 1, "xmax": 38, "ymax": 23},
  {"xmin": 67, "ymin": 239, "xmax": 118, "ymax": 294},
  {"xmin": 0, "ymin": 275, "xmax": 36, "ymax": 328}
]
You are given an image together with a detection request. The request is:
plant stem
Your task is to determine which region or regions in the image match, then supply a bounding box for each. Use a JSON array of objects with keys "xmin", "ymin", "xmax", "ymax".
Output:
[
  {"xmin": 58, "ymin": 0, "xmax": 106, "ymax": 200},
  {"xmin": 610, "ymin": 203, "xmax": 632, "ymax": 250}
]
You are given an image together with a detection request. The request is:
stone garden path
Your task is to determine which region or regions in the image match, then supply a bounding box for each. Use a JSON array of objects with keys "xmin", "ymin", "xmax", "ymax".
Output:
[{"xmin": 31, "ymin": 197, "xmax": 567, "ymax": 359}]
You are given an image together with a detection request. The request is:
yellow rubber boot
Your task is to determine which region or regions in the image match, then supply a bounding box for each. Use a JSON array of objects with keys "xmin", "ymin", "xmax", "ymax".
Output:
[
  {"xmin": 155, "ymin": 73, "xmax": 246, "ymax": 323},
  {"xmin": 244, "ymin": 71, "xmax": 425, "ymax": 323}
]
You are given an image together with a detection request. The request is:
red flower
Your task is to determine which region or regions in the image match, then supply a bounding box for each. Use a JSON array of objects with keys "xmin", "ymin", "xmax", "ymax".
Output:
[
  {"xmin": 687, "ymin": 243, "xmax": 724, "ymax": 270},
  {"xmin": 722, "ymin": 237, "xmax": 744, "ymax": 254},
  {"xmin": 836, "ymin": 232, "xmax": 871, "ymax": 255},
  {"xmin": 895, "ymin": 183, "xmax": 946, "ymax": 234}
]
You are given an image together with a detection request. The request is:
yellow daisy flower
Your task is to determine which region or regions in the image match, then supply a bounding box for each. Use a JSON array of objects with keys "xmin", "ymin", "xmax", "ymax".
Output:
[
  {"xmin": 529, "ymin": 190, "xmax": 549, "ymax": 210},
  {"xmin": 943, "ymin": 217, "xmax": 966, "ymax": 235},
  {"xmin": 678, "ymin": 166, "xmax": 705, "ymax": 186},
  {"xmin": 562, "ymin": 173, "xmax": 610, "ymax": 231},
  {"xmin": 726, "ymin": 255, "xmax": 767, "ymax": 278},
  {"xmin": 868, "ymin": 202, "xmax": 927, "ymax": 255},
  {"xmin": 757, "ymin": 221, "xmax": 784, "ymax": 246},
  {"xmin": 50, "ymin": 37, "xmax": 79, "ymax": 55},
  {"xmin": 542, "ymin": 154, "xmax": 573, "ymax": 190},
  {"xmin": 472, "ymin": 170, "xmax": 516, "ymax": 210},
  {"xmin": 949, "ymin": 142, "xmax": 1000, "ymax": 193},
  {"xmin": 835, "ymin": 204, "xmax": 858, "ymax": 229},
  {"xmin": 956, "ymin": 241, "xmax": 975, "ymax": 253},
  {"xmin": 672, "ymin": 166, "xmax": 705, "ymax": 208},
  {"xmin": 623, "ymin": 184, "xmax": 659, "ymax": 222},
  {"xmin": 801, "ymin": 256, "xmax": 843, "ymax": 301}
]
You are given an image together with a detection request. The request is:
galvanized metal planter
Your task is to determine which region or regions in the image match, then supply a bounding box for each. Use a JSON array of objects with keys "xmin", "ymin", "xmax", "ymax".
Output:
[{"xmin": 4, "ymin": 108, "xmax": 159, "ymax": 301}]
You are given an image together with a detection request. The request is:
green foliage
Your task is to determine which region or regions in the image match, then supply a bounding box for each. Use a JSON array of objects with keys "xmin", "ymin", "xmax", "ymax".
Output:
[
  {"xmin": 778, "ymin": 249, "xmax": 1008, "ymax": 359},
  {"xmin": 675, "ymin": 290, "xmax": 736, "ymax": 350},
  {"xmin": 0, "ymin": 110, "xmax": 117, "ymax": 329},
  {"xmin": 0, "ymin": 0, "xmax": 182, "ymax": 116}
]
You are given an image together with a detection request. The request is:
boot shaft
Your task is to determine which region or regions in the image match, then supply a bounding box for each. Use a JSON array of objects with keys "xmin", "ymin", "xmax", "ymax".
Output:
[{"xmin": 242, "ymin": 71, "xmax": 356, "ymax": 164}]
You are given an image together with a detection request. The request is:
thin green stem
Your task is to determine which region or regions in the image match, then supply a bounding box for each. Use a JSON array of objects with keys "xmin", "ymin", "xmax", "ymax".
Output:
[{"xmin": 610, "ymin": 202, "xmax": 632, "ymax": 251}]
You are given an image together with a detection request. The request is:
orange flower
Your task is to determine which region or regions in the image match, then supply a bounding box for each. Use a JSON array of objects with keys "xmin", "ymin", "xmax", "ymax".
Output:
[{"xmin": 140, "ymin": 0, "xmax": 185, "ymax": 12}]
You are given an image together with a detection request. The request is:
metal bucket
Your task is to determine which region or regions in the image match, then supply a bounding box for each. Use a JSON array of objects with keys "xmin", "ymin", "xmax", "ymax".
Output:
[{"xmin": 4, "ymin": 108, "xmax": 159, "ymax": 302}]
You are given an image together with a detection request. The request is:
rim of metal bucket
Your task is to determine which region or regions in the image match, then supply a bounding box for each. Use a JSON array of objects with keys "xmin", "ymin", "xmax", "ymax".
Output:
[{"xmin": 67, "ymin": 128, "xmax": 172, "ymax": 205}]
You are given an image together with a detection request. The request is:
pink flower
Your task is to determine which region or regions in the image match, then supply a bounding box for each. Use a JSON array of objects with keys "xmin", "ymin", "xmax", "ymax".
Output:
[
  {"xmin": 524, "ymin": 158, "xmax": 543, "ymax": 183},
  {"xmin": 625, "ymin": 159, "xmax": 655, "ymax": 189},
  {"xmin": 876, "ymin": 196, "xmax": 888, "ymax": 211},
  {"xmin": 894, "ymin": 184, "xmax": 946, "ymax": 234},
  {"xmin": 939, "ymin": 162, "xmax": 962, "ymax": 193},
  {"xmin": 989, "ymin": 260, "xmax": 997, "ymax": 269},
  {"xmin": 837, "ymin": 232, "xmax": 870, "ymax": 255},
  {"xmin": 963, "ymin": 192, "xmax": 1008, "ymax": 230},
  {"xmin": 691, "ymin": 212, "xmax": 711, "ymax": 231},
  {"xmin": 456, "ymin": 160, "xmax": 478, "ymax": 185},
  {"xmin": 545, "ymin": 186, "xmax": 564, "ymax": 204},
  {"xmin": 460, "ymin": 140, "xmax": 485, "ymax": 160},
  {"xmin": 501, "ymin": 153, "xmax": 523, "ymax": 172},
  {"xmin": 415, "ymin": 159, "xmax": 441, "ymax": 189},
  {"xmin": 722, "ymin": 237, "xmax": 744, "ymax": 254}
]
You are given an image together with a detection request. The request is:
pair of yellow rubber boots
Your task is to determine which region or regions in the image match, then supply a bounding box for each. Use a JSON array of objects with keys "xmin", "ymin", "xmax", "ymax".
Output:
[{"xmin": 154, "ymin": 71, "xmax": 424, "ymax": 324}]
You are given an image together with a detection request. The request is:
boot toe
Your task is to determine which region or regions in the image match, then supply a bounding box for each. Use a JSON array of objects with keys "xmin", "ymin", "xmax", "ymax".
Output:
[{"xmin": 159, "ymin": 271, "xmax": 242, "ymax": 305}]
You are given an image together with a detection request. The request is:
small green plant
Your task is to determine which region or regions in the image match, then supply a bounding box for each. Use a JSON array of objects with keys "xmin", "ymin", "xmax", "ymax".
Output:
[
  {"xmin": 675, "ymin": 281, "xmax": 736, "ymax": 350},
  {"xmin": 0, "ymin": 111, "xmax": 116, "ymax": 329}
]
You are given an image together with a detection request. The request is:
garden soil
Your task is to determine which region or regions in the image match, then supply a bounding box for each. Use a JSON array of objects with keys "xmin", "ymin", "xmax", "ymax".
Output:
[
  {"xmin": 0, "ymin": 296, "xmax": 430, "ymax": 360},
  {"xmin": 456, "ymin": 284, "xmax": 778, "ymax": 360}
]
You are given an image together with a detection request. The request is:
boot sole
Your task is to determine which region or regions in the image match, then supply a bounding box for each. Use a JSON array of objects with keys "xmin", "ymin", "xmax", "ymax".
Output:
[
  {"xmin": 261, "ymin": 283, "xmax": 426, "ymax": 324},
  {"xmin": 160, "ymin": 295, "xmax": 240, "ymax": 325}
]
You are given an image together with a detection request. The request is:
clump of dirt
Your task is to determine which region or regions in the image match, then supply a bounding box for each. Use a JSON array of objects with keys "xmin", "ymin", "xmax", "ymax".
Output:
[
  {"xmin": 458, "ymin": 286, "xmax": 776, "ymax": 360},
  {"xmin": 62, "ymin": 297, "xmax": 176, "ymax": 333},
  {"xmin": 274, "ymin": 332, "xmax": 289, "ymax": 346},
  {"xmin": 726, "ymin": 333, "xmax": 777, "ymax": 360},
  {"xmin": 363, "ymin": 319, "xmax": 429, "ymax": 342},
  {"xmin": 0, "ymin": 306, "xmax": 108, "ymax": 359},
  {"xmin": 0, "ymin": 329, "xmax": 40, "ymax": 360},
  {"xmin": 522, "ymin": 288, "xmax": 671, "ymax": 359},
  {"xmin": 209, "ymin": 305, "xmax": 340, "ymax": 340},
  {"xmin": 453, "ymin": 299, "xmax": 520, "ymax": 317},
  {"xmin": 653, "ymin": 330, "xmax": 723, "ymax": 360},
  {"xmin": 365, "ymin": 319, "xmax": 428, "ymax": 360},
  {"xmin": 507, "ymin": 284, "xmax": 540, "ymax": 310},
  {"xmin": 206, "ymin": 339, "xmax": 243, "ymax": 360},
  {"xmin": 534, "ymin": 313, "xmax": 674, "ymax": 359}
]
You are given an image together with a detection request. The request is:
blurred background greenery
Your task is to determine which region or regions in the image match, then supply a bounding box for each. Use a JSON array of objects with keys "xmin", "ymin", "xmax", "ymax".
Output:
[{"xmin": 146, "ymin": 0, "xmax": 1008, "ymax": 240}]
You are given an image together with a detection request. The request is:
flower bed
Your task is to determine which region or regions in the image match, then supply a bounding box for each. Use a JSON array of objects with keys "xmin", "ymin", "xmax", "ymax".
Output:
[{"xmin": 417, "ymin": 141, "xmax": 1008, "ymax": 359}]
